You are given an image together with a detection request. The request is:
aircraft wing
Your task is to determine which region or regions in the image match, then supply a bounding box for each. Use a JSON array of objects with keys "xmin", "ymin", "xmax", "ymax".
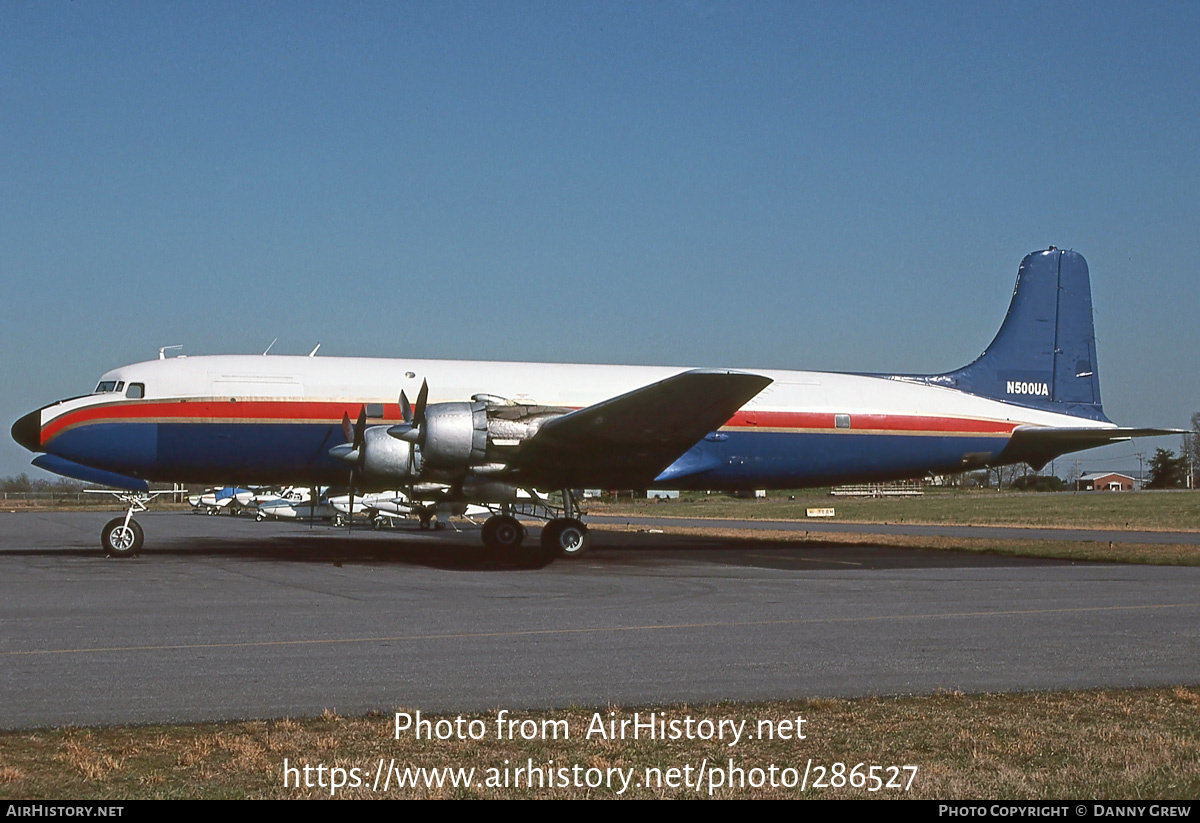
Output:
[
  {"xmin": 1000, "ymin": 425, "xmax": 1186, "ymax": 470},
  {"xmin": 509, "ymin": 369, "xmax": 772, "ymax": 488}
]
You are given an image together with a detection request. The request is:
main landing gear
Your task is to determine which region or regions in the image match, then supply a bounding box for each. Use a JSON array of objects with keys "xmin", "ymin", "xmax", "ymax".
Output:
[
  {"xmin": 539, "ymin": 518, "xmax": 588, "ymax": 557},
  {"xmin": 481, "ymin": 514, "xmax": 526, "ymax": 549},
  {"xmin": 478, "ymin": 489, "xmax": 591, "ymax": 558}
]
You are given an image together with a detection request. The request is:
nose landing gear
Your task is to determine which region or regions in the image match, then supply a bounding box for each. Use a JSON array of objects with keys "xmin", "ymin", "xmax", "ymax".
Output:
[
  {"xmin": 84, "ymin": 489, "xmax": 175, "ymax": 557},
  {"xmin": 102, "ymin": 517, "xmax": 144, "ymax": 557}
]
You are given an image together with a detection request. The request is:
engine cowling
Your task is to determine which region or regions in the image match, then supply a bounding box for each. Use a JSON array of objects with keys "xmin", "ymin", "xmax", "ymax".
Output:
[
  {"xmin": 421, "ymin": 401, "xmax": 488, "ymax": 469},
  {"xmin": 360, "ymin": 426, "xmax": 418, "ymax": 479}
]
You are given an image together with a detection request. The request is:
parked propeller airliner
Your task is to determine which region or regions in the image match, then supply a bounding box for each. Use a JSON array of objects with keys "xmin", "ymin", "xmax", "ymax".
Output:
[{"xmin": 12, "ymin": 249, "xmax": 1177, "ymax": 559}]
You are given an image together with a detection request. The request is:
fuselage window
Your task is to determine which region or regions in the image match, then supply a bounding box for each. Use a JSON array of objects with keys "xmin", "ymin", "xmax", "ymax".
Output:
[
  {"xmin": 126, "ymin": 383, "xmax": 145, "ymax": 399},
  {"xmin": 95, "ymin": 381, "xmax": 117, "ymax": 393},
  {"xmin": 115, "ymin": 381, "xmax": 124, "ymax": 393},
  {"xmin": 835, "ymin": 414, "xmax": 851, "ymax": 429}
]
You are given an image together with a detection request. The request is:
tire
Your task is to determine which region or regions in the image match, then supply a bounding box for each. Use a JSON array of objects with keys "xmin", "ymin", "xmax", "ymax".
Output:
[
  {"xmin": 481, "ymin": 515, "xmax": 524, "ymax": 549},
  {"xmin": 541, "ymin": 518, "xmax": 589, "ymax": 558},
  {"xmin": 102, "ymin": 517, "xmax": 144, "ymax": 557}
]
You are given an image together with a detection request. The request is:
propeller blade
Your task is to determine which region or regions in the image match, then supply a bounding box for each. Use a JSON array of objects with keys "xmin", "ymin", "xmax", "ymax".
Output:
[
  {"xmin": 399, "ymin": 391, "xmax": 412, "ymax": 425},
  {"xmin": 414, "ymin": 380, "xmax": 428, "ymax": 428},
  {"xmin": 341, "ymin": 412, "xmax": 353, "ymax": 443},
  {"xmin": 353, "ymin": 407, "xmax": 367, "ymax": 448}
]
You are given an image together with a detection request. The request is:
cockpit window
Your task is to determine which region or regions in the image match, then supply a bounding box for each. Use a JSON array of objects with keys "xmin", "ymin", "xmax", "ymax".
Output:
[
  {"xmin": 126, "ymin": 383, "xmax": 145, "ymax": 399},
  {"xmin": 95, "ymin": 381, "xmax": 118, "ymax": 393}
]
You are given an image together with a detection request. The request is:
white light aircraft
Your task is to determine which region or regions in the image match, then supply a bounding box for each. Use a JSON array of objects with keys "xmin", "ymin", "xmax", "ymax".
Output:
[
  {"xmin": 12, "ymin": 249, "xmax": 1178, "ymax": 559},
  {"xmin": 327, "ymin": 490, "xmax": 496, "ymax": 530},
  {"xmin": 187, "ymin": 485, "xmax": 255, "ymax": 516},
  {"xmin": 255, "ymin": 493, "xmax": 339, "ymax": 523}
]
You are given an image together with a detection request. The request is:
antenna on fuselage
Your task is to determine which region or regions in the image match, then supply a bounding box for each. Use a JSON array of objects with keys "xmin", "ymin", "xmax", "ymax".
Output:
[
  {"xmin": 158, "ymin": 345, "xmax": 183, "ymax": 360},
  {"xmin": 308, "ymin": 343, "xmax": 321, "ymax": 357},
  {"xmin": 263, "ymin": 338, "xmax": 278, "ymax": 356}
]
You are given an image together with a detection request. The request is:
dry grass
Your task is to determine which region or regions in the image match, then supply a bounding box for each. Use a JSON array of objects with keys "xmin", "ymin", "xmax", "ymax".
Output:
[
  {"xmin": 1, "ymin": 499, "xmax": 194, "ymax": 512},
  {"xmin": 1, "ymin": 689, "xmax": 1197, "ymax": 799},
  {"xmin": 590, "ymin": 522, "xmax": 1200, "ymax": 566},
  {"xmin": 593, "ymin": 490, "xmax": 1200, "ymax": 532}
]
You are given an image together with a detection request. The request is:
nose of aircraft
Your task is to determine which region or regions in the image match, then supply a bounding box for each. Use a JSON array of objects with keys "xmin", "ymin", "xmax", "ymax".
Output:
[{"xmin": 11, "ymin": 410, "xmax": 42, "ymax": 452}]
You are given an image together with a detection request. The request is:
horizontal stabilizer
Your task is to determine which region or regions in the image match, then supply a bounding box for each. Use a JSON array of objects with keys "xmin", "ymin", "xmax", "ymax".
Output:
[
  {"xmin": 512, "ymin": 369, "xmax": 772, "ymax": 488},
  {"xmin": 999, "ymin": 425, "xmax": 1185, "ymax": 470}
]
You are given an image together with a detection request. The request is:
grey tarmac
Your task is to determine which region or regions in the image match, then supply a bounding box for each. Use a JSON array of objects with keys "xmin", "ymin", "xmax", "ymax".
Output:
[{"xmin": 0, "ymin": 511, "xmax": 1197, "ymax": 729}]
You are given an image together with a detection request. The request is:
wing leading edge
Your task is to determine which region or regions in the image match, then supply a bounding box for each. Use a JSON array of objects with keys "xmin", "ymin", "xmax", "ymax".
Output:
[{"xmin": 510, "ymin": 369, "xmax": 773, "ymax": 489}]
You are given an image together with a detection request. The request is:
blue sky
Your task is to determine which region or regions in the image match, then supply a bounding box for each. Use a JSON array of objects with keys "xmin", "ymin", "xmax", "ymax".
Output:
[{"xmin": 3, "ymin": 1, "xmax": 1197, "ymax": 479}]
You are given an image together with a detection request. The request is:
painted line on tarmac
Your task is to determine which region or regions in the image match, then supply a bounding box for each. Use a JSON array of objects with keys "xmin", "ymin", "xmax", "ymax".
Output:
[
  {"xmin": 4, "ymin": 601, "xmax": 1198, "ymax": 658},
  {"xmin": 746, "ymin": 552, "xmax": 864, "ymax": 566}
]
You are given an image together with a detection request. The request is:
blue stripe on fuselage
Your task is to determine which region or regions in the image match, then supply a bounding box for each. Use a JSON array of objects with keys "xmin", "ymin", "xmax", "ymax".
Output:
[
  {"xmin": 46, "ymin": 419, "xmax": 1010, "ymax": 488},
  {"xmin": 48, "ymin": 422, "xmax": 158, "ymax": 480},
  {"xmin": 658, "ymin": 430, "xmax": 1008, "ymax": 488},
  {"xmin": 156, "ymin": 421, "xmax": 345, "ymax": 481}
]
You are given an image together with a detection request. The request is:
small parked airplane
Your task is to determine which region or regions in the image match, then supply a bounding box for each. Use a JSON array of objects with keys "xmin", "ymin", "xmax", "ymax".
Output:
[
  {"xmin": 254, "ymin": 491, "xmax": 339, "ymax": 523},
  {"xmin": 11, "ymin": 248, "xmax": 1178, "ymax": 559},
  {"xmin": 187, "ymin": 485, "xmax": 254, "ymax": 515},
  {"xmin": 327, "ymin": 490, "xmax": 497, "ymax": 530}
]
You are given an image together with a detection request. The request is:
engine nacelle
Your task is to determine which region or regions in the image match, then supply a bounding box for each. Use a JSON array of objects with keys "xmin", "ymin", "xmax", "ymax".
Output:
[
  {"xmin": 415, "ymin": 401, "xmax": 567, "ymax": 470},
  {"xmin": 361, "ymin": 426, "xmax": 417, "ymax": 479},
  {"xmin": 421, "ymin": 401, "xmax": 488, "ymax": 469},
  {"xmin": 387, "ymin": 398, "xmax": 570, "ymax": 479},
  {"xmin": 484, "ymin": 404, "xmax": 563, "ymax": 445}
]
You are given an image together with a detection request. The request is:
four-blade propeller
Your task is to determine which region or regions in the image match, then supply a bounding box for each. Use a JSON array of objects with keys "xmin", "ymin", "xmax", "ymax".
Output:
[{"xmin": 327, "ymin": 381, "xmax": 429, "ymax": 532}]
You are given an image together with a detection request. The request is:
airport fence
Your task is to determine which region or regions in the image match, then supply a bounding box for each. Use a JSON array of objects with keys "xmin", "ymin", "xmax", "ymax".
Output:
[
  {"xmin": 2, "ymin": 492, "xmax": 93, "ymax": 502},
  {"xmin": 2, "ymin": 488, "xmax": 189, "ymax": 505}
]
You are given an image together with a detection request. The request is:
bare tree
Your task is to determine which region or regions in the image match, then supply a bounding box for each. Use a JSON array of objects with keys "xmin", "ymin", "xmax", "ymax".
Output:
[{"xmin": 989, "ymin": 462, "xmax": 1027, "ymax": 489}]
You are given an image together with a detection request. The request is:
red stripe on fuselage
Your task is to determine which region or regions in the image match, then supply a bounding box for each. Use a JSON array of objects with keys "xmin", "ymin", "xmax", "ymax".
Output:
[
  {"xmin": 724, "ymin": 410, "xmax": 1017, "ymax": 434},
  {"xmin": 42, "ymin": 398, "xmax": 1020, "ymax": 444},
  {"xmin": 41, "ymin": 399, "xmax": 402, "ymax": 443}
]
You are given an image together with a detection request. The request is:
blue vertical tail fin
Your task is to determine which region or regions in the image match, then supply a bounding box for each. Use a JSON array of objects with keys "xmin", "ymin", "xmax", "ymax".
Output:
[{"xmin": 918, "ymin": 248, "xmax": 1109, "ymax": 422}]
